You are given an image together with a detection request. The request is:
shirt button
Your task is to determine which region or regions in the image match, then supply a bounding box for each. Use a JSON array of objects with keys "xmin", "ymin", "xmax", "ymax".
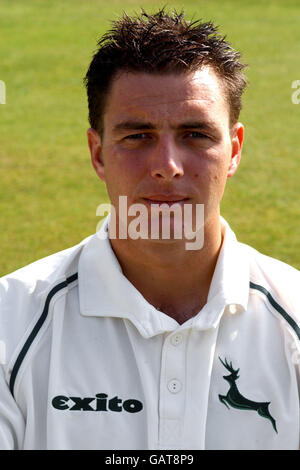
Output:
[
  {"xmin": 228, "ymin": 304, "xmax": 238, "ymax": 314},
  {"xmin": 170, "ymin": 334, "xmax": 183, "ymax": 346},
  {"xmin": 167, "ymin": 379, "xmax": 182, "ymax": 393}
]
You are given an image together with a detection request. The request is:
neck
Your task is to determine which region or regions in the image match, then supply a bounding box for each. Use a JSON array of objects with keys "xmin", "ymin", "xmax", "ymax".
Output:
[{"xmin": 109, "ymin": 214, "xmax": 223, "ymax": 324}]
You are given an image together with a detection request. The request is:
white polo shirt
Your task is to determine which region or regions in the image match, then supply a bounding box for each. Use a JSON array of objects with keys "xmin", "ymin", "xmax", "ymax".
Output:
[{"xmin": 0, "ymin": 217, "xmax": 300, "ymax": 450}]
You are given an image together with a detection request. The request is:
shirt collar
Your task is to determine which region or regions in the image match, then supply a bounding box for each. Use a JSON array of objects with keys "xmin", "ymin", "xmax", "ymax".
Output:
[{"xmin": 78, "ymin": 216, "xmax": 249, "ymax": 337}]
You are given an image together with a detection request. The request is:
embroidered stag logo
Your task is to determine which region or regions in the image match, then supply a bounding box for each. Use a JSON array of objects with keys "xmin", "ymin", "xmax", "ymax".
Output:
[{"xmin": 218, "ymin": 357, "xmax": 277, "ymax": 433}]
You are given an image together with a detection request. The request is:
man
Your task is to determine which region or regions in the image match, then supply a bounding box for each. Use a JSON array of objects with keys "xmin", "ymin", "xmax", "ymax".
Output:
[{"xmin": 0, "ymin": 9, "xmax": 299, "ymax": 450}]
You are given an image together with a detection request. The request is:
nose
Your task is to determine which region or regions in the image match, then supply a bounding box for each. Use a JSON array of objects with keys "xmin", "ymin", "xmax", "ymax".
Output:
[{"xmin": 150, "ymin": 136, "xmax": 184, "ymax": 181}]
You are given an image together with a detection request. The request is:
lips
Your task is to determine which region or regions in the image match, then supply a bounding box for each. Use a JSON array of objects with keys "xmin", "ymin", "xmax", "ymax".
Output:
[
  {"xmin": 142, "ymin": 195, "xmax": 190, "ymax": 203},
  {"xmin": 141, "ymin": 195, "xmax": 190, "ymax": 208}
]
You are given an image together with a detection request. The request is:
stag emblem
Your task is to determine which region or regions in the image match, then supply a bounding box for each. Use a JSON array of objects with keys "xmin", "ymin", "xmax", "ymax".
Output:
[{"xmin": 218, "ymin": 357, "xmax": 277, "ymax": 433}]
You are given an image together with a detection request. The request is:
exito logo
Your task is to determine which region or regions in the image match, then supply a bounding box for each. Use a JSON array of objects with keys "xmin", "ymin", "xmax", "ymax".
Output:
[
  {"xmin": 0, "ymin": 81, "xmax": 6, "ymax": 104},
  {"xmin": 52, "ymin": 393, "xmax": 143, "ymax": 413}
]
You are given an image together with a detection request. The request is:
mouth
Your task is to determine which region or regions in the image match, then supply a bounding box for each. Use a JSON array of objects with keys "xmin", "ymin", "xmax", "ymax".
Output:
[{"xmin": 141, "ymin": 195, "xmax": 190, "ymax": 206}]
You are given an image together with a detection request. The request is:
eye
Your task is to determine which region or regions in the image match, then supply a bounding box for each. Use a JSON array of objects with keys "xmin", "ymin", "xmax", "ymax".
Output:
[
  {"xmin": 124, "ymin": 133, "xmax": 149, "ymax": 140},
  {"xmin": 186, "ymin": 131, "xmax": 208, "ymax": 139}
]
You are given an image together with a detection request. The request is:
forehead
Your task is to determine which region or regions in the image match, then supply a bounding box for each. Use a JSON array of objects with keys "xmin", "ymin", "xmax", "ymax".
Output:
[{"xmin": 104, "ymin": 68, "xmax": 229, "ymax": 126}]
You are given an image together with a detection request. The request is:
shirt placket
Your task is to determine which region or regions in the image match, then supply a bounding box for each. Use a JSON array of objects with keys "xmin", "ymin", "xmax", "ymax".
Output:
[
  {"xmin": 158, "ymin": 321, "xmax": 222, "ymax": 450},
  {"xmin": 158, "ymin": 329, "xmax": 189, "ymax": 449}
]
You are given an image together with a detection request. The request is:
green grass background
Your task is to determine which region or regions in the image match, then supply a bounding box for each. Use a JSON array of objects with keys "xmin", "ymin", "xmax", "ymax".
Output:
[{"xmin": 0, "ymin": 0, "xmax": 300, "ymax": 276}]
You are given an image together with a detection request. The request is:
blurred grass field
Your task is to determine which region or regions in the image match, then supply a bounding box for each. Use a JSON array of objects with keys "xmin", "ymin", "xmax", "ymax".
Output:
[{"xmin": 0, "ymin": 0, "xmax": 300, "ymax": 276}]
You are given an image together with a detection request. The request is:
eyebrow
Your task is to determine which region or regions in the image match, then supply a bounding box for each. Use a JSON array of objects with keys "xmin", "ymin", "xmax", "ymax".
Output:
[
  {"xmin": 112, "ymin": 120, "xmax": 218, "ymax": 133},
  {"xmin": 113, "ymin": 121, "xmax": 154, "ymax": 132}
]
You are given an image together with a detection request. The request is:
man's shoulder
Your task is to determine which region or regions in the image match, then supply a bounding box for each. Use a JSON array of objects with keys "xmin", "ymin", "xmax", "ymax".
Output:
[
  {"xmin": 241, "ymin": 242, "xmax": 299, "ymax": 277},
  {"xmin": 1, "ymin": 234, "xmax": 93, "ymax": 291},
  {"xmin": 238, "ymin": 241, "xmax": 300, "ymax": 313},
  {"xmin": 0, "ymin": 234, "xmax": 94, "ymax": 361}
]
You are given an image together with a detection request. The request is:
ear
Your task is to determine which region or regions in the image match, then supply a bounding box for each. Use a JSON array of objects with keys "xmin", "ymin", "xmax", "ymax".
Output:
[
  {"xmin": 87, "ymin": 128, "xmax": 106, "ymax": 182},
  {"xmin": 227, "ymin": 122, "xmax": 244, "ymax": 178}
]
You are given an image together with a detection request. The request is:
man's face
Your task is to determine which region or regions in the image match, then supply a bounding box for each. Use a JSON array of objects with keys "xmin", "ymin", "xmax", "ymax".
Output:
[{"xmin": 88, "ymin": 67, "xmax": 243, "ymax": 239}]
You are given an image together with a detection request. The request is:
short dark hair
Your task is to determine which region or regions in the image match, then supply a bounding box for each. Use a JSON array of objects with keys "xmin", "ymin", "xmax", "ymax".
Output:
[{"xmin": 84, "ymin": 8, "xmax": 247, "ymax": 134}]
